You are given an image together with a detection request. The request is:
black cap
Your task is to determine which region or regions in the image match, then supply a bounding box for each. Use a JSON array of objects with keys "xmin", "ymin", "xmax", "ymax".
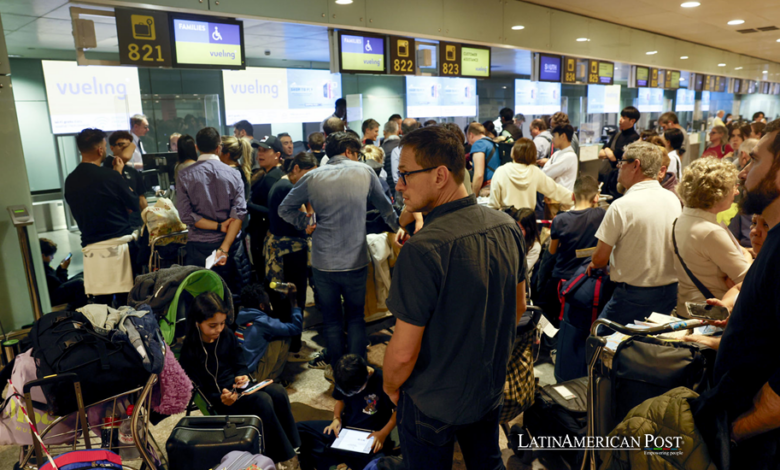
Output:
[{"xmin": 252, "ymin": 135, "xmax": 283, "ymax": 153}]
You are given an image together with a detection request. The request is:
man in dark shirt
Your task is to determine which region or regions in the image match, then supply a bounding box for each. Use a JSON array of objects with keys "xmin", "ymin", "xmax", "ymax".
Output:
[
  {"xmin": 39, "ymin": 238, "xmax": 87, "ymax": 308},
  {"xmin": 383, "ymin": 126, "xmax": 526, "ymax": 470},
  {"xmin": 65, "ymin": 128, "xmax": 139, "ymax": 247},
  {"xmin": 248, "ymin": 135, "xmax": 285, "ymax": 276},
  {"xmin": 103, "ymin": 130, "xmax": 147, "ymax": 228},
  {"xmin": 599, "ymin": 106, "xmax": 640, "ymax": 198},
  {"xmin": 498, "ymin": 107, "xmax": 523, "ymax": 143},
  {"xmin": 711, "ymin": 120, "xmax": 780, "ymax": 464}
]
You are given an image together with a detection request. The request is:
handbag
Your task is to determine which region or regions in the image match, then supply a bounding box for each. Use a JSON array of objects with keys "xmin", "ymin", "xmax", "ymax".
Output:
[{"xmin": 499, "ymin": 328, "xmax": 535, "ymax": 423}]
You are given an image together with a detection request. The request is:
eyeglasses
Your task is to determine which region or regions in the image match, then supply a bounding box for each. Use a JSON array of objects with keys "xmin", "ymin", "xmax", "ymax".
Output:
[
  {"xmin": 336, "ymin": 381, "xmax": 368, "ymax": 397},
  {"xmin": 397, "ymin": 167, "xmax": 438, "ymax": 185},
  {"xmin": 617, "ymin": 158, "xmax": 637, "ymax": 168}
]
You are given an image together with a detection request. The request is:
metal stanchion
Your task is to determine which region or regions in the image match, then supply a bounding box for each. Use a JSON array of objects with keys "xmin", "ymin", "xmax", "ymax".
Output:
[{"xmin": 7, "ymin": 205, "xmax": 43, "ymax": 321}]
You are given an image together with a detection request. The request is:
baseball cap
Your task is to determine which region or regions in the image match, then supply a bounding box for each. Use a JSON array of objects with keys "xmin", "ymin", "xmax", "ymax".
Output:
[{"xmin": 252, "ymin": 135, "xmax": 283, "ymax": 153}]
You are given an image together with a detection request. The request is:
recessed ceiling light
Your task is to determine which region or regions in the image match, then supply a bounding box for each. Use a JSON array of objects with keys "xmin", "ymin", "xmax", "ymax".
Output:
[
  {"xmin": 646, "ymin": 51, "xmax": 658, "ymax": 55},
  {"xmin": 576, "ymin": 38, "xmax": 590, "ymax": 42},
  {"xmin": 735, "ymin": 67, "xmax": 743, "ymax": 70},
  {"xmin": 763, "ymin": 70, "xmax": 769, "ymax": 73},
  {"xmin": 511, "ymin": 25, "xmax": 525, "ymax": 30},
  {"xmin": 681, "ymin": 1, "xmax": 700, "ymax": 7},
  {"xmin": 680, "ymin": 56, "xmax": 689, "ymax": 59},
  {"xmin": 335, "ymin": 0, "xmax": 353, "ymax": 4},
  {"xmin": 727, "ymin": 19, "xmax": 745, "ymax": 25},
  {"xmin": 718, "ymin": 63, "xmax": 726, "ymax": 66},
  {"xmin": 680, "ymin": 77, "xmax": 686, "ymax": 80},
  {"xmin": 502, "ymin": 86, "xmax": 507, "ymax": 89}
]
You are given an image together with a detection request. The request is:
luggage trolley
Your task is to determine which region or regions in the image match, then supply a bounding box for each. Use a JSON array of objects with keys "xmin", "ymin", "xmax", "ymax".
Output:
[
  {"xmin": 15, "ymin": 373, "xmax": 167, "ymax": 470},
  {"xmin": 149, "ymin": 230, "xmax": 188, "ymax": 272},
  {"xmin": 582, "ymin": 318, "xmax": 707, "ymax": 469}
]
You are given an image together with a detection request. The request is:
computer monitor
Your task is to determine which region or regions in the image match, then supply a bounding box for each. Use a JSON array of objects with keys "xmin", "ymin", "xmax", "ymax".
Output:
[{"xmin": 141, "ymin": 152, "xmax": 179, "ymax": 192}]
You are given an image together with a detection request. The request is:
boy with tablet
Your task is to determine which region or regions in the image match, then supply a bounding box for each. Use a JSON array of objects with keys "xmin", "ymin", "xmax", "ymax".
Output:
[{"xmin": 297, "ymin": 355, "xmax": 396, "ymax": 470}]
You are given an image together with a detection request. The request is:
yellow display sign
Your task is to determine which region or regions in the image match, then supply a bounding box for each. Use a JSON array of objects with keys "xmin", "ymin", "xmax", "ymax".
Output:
[{"xmin": 461, "ymin": 46, "xmax": 490, "ymax": 78}]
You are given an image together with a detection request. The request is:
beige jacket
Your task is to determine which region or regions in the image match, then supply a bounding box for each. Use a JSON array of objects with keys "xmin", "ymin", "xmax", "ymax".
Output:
[{"xmin": 487, "ymin": 163, "xmax": 573, "ymax": 211}]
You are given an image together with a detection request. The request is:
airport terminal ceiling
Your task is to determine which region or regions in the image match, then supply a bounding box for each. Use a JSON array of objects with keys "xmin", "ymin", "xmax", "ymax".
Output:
[{"xmin": 0, "ymin": 0, "xmax": 777, "ymax": 81}]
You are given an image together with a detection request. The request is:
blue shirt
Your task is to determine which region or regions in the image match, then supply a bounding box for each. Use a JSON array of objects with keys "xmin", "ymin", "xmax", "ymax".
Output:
[
  {"xmin": 176, "ymin": 155, "xmax": 247, "ymax": 244},
  {"xmin": 471, "ymin": 137, "xmax": 500, "ymax": 182},
  {"xmin": 235, "ymin": 307, "xmax": 303, "ymax": 372},
  {"xmin": 550, "ymin": 207, "xmax": 606, "ymax": 279},
  {"xmin": 279, "ymin": 155, "xmax": 399, "ymax": 271}
]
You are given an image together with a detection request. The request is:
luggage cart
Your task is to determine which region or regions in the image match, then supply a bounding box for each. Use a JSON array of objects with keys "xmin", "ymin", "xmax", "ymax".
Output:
[
  {"xmin": 149, "ymin": 230, "xmax": 187, "ymax": 273},
  {"xmin": 583, "ymin": 318, "xmax": 706, "ymax": 470},
  {"xmin": 15, "ymin": 373, "xmax": 167, "ymax": 470}
]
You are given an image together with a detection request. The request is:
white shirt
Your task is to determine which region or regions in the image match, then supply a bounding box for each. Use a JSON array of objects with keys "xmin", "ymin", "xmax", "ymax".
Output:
[
  {"xmin": 595, "ymin": 180, "xmax": 682, "ymax": 287},
  {"xmin": 391, "ymin": 145, "xmax": 402, "ymax": 184},
  {"xmin": 668, "ymin": 150, "xmax": 682, "ymax": 181},
  {"xmin": 130, "ymin": 131, "xmax": 145, "ymax": 167},
  {"xmin": 542, "ymin": 146, "xmax": 577, "ymax": 191},
  {"xmin": 198, "ymin": 153, "xmax": 221, "ymax": 162}
]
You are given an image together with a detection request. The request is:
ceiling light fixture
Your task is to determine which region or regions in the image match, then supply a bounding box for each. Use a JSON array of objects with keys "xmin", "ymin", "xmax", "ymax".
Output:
[
  {"xmin": 511, "ymin": 25, "xmax": 525, "ymax": 30},
  {"xmin": 735, "ymin": 67, "xmax": 743, "ymax": 70},
  {"xmin": 727, "ymin": 19, "xmax": 745, "ymax": 25},
  {"xmin": 718, "ymin": 63, "xmax": 726, "ymax": 66},
  {"xmin": 646, "ymin": 51, "xmax": 658, "ymax": 55},
  {"xmin": 335, "ymin": 0, "xmax": 353, "ymax": 4},
  {"xmin": 576, "ymin": 38, "xmax": 590, "ymax": 42},
  {"xmin": 763, "ymin": 70, "xmax": 769, "ymax": 73},
  {"xmin": 681, "ymin": 1, "xmax": 700, "ymax": 7},
  {"xmin": 680, "ymin": 56, "xmax": 689, "ymax": 59}
]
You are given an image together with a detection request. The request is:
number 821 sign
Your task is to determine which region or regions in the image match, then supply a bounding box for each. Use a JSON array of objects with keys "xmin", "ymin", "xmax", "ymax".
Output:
[{"xmin": 116, "ymin": 8, "xmax": 173, "ymax": 68}]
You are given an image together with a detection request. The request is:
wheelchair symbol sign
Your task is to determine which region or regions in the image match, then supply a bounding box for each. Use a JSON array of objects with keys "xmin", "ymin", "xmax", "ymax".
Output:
[{"xmin": 212, "ymin": 26, "xmax": 223, "ymax": 41}]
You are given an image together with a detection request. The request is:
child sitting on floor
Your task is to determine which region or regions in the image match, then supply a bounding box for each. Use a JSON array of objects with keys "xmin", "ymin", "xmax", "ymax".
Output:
[{"xmin": 297, "ymin": 354, "xmax": 397, "ymax": 470}]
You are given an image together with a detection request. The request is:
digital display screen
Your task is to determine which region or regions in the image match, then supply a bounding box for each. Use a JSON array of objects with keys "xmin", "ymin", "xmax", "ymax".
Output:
[
  {"xmin": 171, "ymin": 15, "xmax": 244, "ymax": 69},
  {"xmin": 587, "ymin": 84, "xmax": 621, "ymax": 114},
  {"xmin": 675, "ymin": 89, "xmax": 695, "ymax": 112},
  {"xmin": 461, "ymin": 46, "xmax": 490, "ymax": 78},
  {"xmin": 670, "ymin": 71, "xmax": 680, "ymax": 89},
  {"xmin": 694, "ymin": 74, "xmax": 704, "ymax": 92},
  {"xmin": 701, "ymin": 91, "xmax": 710, "ymax": 112},
  {"xmin": 514, "ymin": 79, "xmax": 561, "ymax": 115},
  {"xmin": 598, "ymin": 62, "xmax": 614, "ymax": 85},
  {"xmin": 538, "ymin": 54, "xmax": 562, "ymax": 82},
  {"xmin": 637, "ymin": 87, "xmax": 664, "ymax": 113},
  {"xmin": 339, "ymin": 33, "xmax": 386, "ymax": 74},
  {"xmin": 636, "ymin": 67, "xmax": 649, "ymax": 87},
  {"xmin": 41, "ymin": 60, "xmax": 143, "ymax": 135},
  {"xmin": 406, "ymin": 76, "xmax": 477, "ymax": 117},
  {"xmin": 748, "ymin": 80, "xmax": 758, "ymax": 94},
  {"xmin": 223, "ymin": 67, "xmax": 342, "ymax": 124}
]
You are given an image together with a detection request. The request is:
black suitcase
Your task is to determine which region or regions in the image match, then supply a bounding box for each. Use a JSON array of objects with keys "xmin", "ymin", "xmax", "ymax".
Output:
[{"xmin": 166, "ymin": 415, "xmax": 264, "ymax": 470}]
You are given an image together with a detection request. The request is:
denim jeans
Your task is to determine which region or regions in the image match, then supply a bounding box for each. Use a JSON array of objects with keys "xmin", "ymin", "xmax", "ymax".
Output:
[
  {"xmin": 397, "ymin": 391, "xmax": 505, "ymax": 470},
  {"xmin": 597, "ymin": 282, "xmax": 678, "ymax": 334},
  {"xmin": 312, "ymin": 267, "xmax": 368, "ymax": 364}
]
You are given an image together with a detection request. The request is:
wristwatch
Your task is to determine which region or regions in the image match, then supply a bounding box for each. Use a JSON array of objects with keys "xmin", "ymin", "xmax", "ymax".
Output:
[{"xmin": 217, "ymin": 222, "xmax": 222, "ymax": 232}]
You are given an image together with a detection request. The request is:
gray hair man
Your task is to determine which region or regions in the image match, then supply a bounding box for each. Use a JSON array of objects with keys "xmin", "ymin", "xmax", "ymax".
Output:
[
  {"xmin": 588, "ymin": 141, "xmax": 682, "ymax": 330},
  {"xmin": 129, "ymin": 114, "xmax": 149, "ymax": 169}
]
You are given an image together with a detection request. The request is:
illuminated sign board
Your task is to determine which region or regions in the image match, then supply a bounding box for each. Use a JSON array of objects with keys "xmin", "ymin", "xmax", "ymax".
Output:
[
  {"xmin": 170, "ymin": 14, "xmax": 245, "ymax": 69},
  {"xmin": 338, "ymin": 32, "xmax": 386, "ymax": 74},
  {"xmin": 460, "ymin": 45, "xmax": 491, "ymax": 78}
]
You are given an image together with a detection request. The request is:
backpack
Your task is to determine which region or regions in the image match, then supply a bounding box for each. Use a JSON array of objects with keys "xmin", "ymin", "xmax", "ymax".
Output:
[{"xmin": 30, "ymin": 310, "xmax": 149, "ymax": 415}]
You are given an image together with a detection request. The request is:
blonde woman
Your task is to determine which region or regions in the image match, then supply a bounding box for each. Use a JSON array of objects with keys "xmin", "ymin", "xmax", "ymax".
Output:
[
  {"xmin": 220, "ymin": 135, "xmax": 253, "ymax": 200},
  {"xmin": 673, "ymin": 158, "xmax": 752, "ymax": 316}
]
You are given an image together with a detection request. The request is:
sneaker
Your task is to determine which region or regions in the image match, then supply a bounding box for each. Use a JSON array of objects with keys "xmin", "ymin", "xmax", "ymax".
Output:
[
  {"xmin": 324, "ymin": 365, "xmax": 335, "ymax": 384},
  {"xmin": 287, "ymin": 351, "xmax": 311, "ymax": 363},
  {"xmin": 308, "ymin": 350, "xmax": 329, "ymax": 369}
]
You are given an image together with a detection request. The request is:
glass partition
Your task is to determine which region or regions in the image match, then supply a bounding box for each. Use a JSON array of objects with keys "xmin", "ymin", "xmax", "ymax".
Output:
[{"xmin": 139, "ymin": 94, "xmax": 222, "ymax": 153}]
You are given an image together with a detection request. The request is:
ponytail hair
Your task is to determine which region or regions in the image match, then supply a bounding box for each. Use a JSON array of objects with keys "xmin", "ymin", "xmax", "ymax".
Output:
[{"xmin": 221, "ymin": 136, "xmax": 252, "ymax": 182}]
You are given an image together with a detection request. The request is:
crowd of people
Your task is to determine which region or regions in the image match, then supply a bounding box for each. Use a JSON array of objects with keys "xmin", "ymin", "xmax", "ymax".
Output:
[{"xmin": 51, "ymin": 100, "xmax": 780, "ymax": 469}]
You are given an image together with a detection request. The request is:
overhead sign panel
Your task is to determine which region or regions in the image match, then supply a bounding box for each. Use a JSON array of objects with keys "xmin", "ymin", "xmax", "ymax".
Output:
[
  {"xmin": 170, "ymin": 14, "xmax": 245, "ymax": 69},
  {"xmin": 339, "ymin": 32, "xmax": 386, "ymax": 74},
  {"xmin": 439, "ymin": 42, "xmax": 461, "ymax": 77},
  {"xmin": 116, "ymin": 8, "xmax": 172, "ymax": 67},
  {"xmin": 42, "ymin": 60, "xmax": 143, "ymax": 135},
  {"xmin": 461, "ymin": 46, "xmax": 490, "ymax": 78},
  {"xmin": 389, "ymin": 36, "xmax": 415, "ymax": 75}
]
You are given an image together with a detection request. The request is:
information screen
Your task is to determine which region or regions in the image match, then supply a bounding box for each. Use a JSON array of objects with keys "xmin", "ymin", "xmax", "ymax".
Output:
[
  {"xmin": 339, "ymin": 33, "xmax": 386, "ymax": 74},
  {"xmin": 406, "ymin": 76, "xmax": 477, "ymax": 117},
  {"xmin": 460, "ymin": 46, "xmax": 490, "ymax": 78},
  {"xmin": 675, "ymin": 89, "xmax": 695, "ymax": 112},
  {"xmin": 223, "ymin": 67, "xmax": 342, "ymax": 124},
  {"xmin": 598, "ymin": 62, "xmax": 614, "ymax": 85},
  {"xmin": 538, "ymin": 54, "xmax": 562, "ymax": 82},
  {"xmin": 171, "ymin": 15, "xmax": 244, "ymax": 69},
  {"xmin": 701, "ymin": 91, "xmax": 710, "ymax": 112},
  {"xmin": 587, "ymin": 84, "xmax": 621, "ymax": 114},
  {"xmin": 636, "ymin": 67, "xmax": 649, "ymax": 87},
  {"xmin": 637, "ymin": 88, "xmax": 664, "ymax": 113},
  {"xmin": 42, "ymin": 61, "xmax": 143, "ymax": 135},
  {"xmin": 514, "ymin": 79, "xmax": 561, "ymax": 115},
  {"xmin": 670, "ymin": 71, "xmax": 681, "ymax": 89}
]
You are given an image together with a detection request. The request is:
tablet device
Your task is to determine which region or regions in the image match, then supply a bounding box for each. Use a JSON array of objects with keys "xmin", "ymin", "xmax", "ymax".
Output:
[{"xmin": 330, "ymin": 428, "xmax": 375, "ymax": 454}]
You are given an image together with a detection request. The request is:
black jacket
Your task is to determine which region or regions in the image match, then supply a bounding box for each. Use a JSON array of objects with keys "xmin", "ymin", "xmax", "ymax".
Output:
[{"xmin": 179, "ymin": 328, "xmax": 250, "ymax": 404}]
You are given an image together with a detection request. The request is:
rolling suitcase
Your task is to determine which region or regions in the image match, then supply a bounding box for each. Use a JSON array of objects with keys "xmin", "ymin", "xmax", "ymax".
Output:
[{"xmin": 166, "ymin": 415, "xmax": 264, "ymax": 470}]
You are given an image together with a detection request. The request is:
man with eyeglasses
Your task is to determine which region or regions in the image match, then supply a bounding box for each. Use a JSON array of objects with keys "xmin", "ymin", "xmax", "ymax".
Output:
[
  {"xmin": 279, "ymin": 132, "xmax": 399, "ymax": 382},
  {"xmin": 129, "ymin": 113, "xmax": 150, "ymax": 170},
  {"xmin": 383, "ymin": 126, "xmax": 526, "ymax": 469},
  {"xmin": 588, "ymin": 140, "xmax": 682, "ymax": 330}
]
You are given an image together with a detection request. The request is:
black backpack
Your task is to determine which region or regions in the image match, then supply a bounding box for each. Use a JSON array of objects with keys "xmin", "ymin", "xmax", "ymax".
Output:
[{"xmin": 30, "ymin": 310, "xmax": 149, "ymax": 415}]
